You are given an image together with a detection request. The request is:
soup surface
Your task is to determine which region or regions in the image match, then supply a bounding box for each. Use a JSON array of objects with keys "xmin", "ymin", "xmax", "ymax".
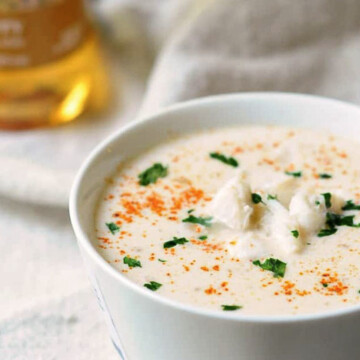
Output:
[{"xmin": 95, "ymin": 126, "xmax": 360, "ymax": 315}]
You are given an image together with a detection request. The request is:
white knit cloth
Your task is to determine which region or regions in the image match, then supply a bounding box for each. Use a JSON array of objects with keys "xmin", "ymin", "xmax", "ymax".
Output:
[{"xmin": 2, "ymin": 0, "xmax": 360, "ymax": 358}]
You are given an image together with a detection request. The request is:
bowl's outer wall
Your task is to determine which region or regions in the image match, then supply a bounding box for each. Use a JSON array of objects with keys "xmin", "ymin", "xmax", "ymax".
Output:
[{"xmin": 71, "ymin": 93, "xmax": 360, "ymax": 360}]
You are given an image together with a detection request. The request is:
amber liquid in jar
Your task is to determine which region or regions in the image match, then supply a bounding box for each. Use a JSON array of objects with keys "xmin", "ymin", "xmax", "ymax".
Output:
[{"xmin": 0, "ymin": 0, "xmax": 109, "ymax": 130}]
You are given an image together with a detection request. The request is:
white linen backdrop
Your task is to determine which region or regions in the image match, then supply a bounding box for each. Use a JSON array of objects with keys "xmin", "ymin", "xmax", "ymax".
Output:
[{"xmin": 2, "ymin": 0, "xmax": 360, "ymax": 358}]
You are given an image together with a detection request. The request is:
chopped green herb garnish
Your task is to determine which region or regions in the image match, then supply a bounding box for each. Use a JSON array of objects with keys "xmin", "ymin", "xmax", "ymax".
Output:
[
  {"xmin": 291, "ymin": 230, "xmax": 299, "ymax": 238},
  {"xmin": 285, "ymin": 171, "xmax": 302, "ymax": 178},
  {"xmin": 138, "ymin": 163, "xmax": 168, "ymax": 186},
  {"xmin": 221, "ymin": 305, "xmax": 242, "ymax": 311},
  {"xmin": 163, "ymin": 237, "xmax": 189, "ymax": 249},
  {"xmin": 315, "ymin": 200, "xmax": 320, "ymax": 206},
  {"xmin": 210, "ymin": 152, "xmax": 238, "ymax": 167},
  {"xmin": 317, "ymin": 228, "xmax": 337, "ymax": 237},
  {"xmin": 123, "ymin": 256, "xmax": 142, "ymax": 268},
  {"xmin": 326, "ymin": 212, "xmax": 360, "ymax": 228},
  {"xmin": 144, "ymin": 281, "xmax": 162, "ymax": 291},
  {"xmin": 322, "ymin": 283, "xmax": 328, "ymax": 288},
  {"xmin": 251, "ymin": 193, "xmax": 264, "ymax": 204},
  {"xmin": 342, "ymin": 200, "xmax": 360, "ymax": 211},
  {"xmin": 198, "ymin": 235, "xmax": 208, "ymax": 240},
  {"xmin": 319, "ymin": 173, "xmax": 332, "ymax": 179},
  {"xmin": 358, "ymin": 290, "xmax": 360, "ymax": 294},
  {"xmin": 106, "ymin": 222, "xmax": 120, "ymax": 235},
  {"xmin": 267, "ymin": 194, "xmax": 278, "ymax": 200},
  {"xmin": 187, "ymin": 209, "xmax": 195, "ymax": 214},
  {"xmin": 252, "ymin": 258, "xmax": 287, "ymax": 278},
  {"xmin": 322, "ymin": 193, "xmax": 332, "ymax": 208},
  {"xmin": 158, "ymin": 259, "xmax": 166, "ymax": 263},
  {"xmin": 182, "ymin": 215, "xmax": 212, "ymax": 227}
]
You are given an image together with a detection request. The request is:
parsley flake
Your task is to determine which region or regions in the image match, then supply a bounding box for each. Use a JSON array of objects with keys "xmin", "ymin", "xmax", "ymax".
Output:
[
  {"xmin": 182, "ymin": 215, "xmax": 212, "ymax": 227},
  {"xmin": 252, "ymin": 258, "xmax": 287, "ymax": 278},
  {"xmin": 123, "ymin": 256, "xmax": 142, "ymax": 268},
  {"xmin": 198, "ymin": 235, "xmax": 208, "ymax": 240},
  {"xmin": 285, "ymin": 171, "xmax": 302, "ymax": 178},
  {"xmin": 322, "ymin": 193, "xmax": 332, "ymax": 208},
  {"xmin": 251, "ymin": 193, "xmax": 264, "ymax": 204},
  {"xmin": 221, "ymin": 305, "xmax": 242, "ymax": 311},
  {"xmin": 163, "ymin": 237, "xmax": 189, "ymax": 249},
  {"xmin": 317, "ymin": 228, "xmax": 337, "ymax": 237},
  {"xmin": 158, "ymin": 259, "xmax": 166, "ymax": 263},
  {"xmin": 106, "ymin": 222, "xmax": 120, "ymax": 235},
  {"xmin": 138, "ymin": 163, "xmax": 168, "ymax": 186},
  {"xmin": 209, "ymin": 152, "xmax": 238, "ymax": 167},
  {"xmin": 322, "ymin": 283, "xmax": 328, "ymax": 288},
  {"xmin": 187, "ymin": 209, "xmax": 195, "ymax": 214},
  {"xmin": 342, "ymin": 200, "xmax": 360, "ymax": 211},
  {"xmin": 144, "ymin": 281, "xmax": 162, "ymax": 291},
  {"xmin": 291, "ymin": 230, "xmax": 299, "ymax": 238},
  {"xmin": 326, "ymin": 212, "xmax": 360, "ymax": 228},
  {"xmin": 267, "ymin": 194, "xmax": 278, "ymax": 200},
  {"xmin": 319, "ymin": 173, "xmax": 332, "ymax": 179}
]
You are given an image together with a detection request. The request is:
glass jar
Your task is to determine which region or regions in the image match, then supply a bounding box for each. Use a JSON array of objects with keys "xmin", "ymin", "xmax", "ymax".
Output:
[{"xmin": 0, "ymin": 0, "xmax": 110, "ymax": 130}]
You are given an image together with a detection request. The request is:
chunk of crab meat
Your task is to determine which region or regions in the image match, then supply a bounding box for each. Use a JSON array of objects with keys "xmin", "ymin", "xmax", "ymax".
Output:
[
  {"xmin": 266, "ymin": 199, "xmax": 304, "ymax": 254},
  {"xmin": 263, "ymin": 175, "xmax": 298, "ymax": 207},
  {"xmin": 209, "ymin": 175, "xmax": 253, "ymax": 231},
  {"xmin": 289, "ymin": 192, "xmax": 326, "ymax": 235}
]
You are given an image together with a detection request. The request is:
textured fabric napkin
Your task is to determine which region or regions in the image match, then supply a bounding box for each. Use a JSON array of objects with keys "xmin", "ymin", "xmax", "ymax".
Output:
[
  {"xmin": 2, "ymin": 0, "xmax": 360, "ymax": 358},
  {"xmin": 141, "ymin": 0, "xmax": 360, "ymax": 115}
]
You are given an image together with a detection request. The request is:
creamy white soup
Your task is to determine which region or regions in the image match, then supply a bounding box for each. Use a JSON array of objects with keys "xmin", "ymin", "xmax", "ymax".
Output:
[{"xmin": 95, "ymin": 126, "xmax": 360, "ymax": 315}]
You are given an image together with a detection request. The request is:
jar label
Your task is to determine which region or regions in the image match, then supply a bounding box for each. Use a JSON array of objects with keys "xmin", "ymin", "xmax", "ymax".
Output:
[{"xmin": 0, "ymin": 0, "xmax": 90, "ymax": 68}]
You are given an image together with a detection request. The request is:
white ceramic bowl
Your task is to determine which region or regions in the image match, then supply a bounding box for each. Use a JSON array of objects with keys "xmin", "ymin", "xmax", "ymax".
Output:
[{"xmin": 69, "ymin": 93, "xmax": 360, "ymax": 360}]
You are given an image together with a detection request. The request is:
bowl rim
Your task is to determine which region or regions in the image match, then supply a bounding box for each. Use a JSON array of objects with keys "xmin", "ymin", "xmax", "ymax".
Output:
[{"xmin": 69, "ymin": 92, "xmax": 360, "ymax": 324}]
